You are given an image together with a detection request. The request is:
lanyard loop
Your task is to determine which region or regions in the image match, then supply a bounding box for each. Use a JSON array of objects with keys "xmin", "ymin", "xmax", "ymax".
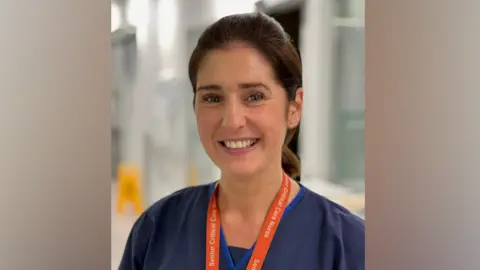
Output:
[{"xmin": 206, "ymin": 174, "xmax": 291, "ymax": 270}]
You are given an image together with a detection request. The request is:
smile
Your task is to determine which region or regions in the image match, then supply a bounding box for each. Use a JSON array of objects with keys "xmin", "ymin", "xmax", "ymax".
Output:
[{"xmin": 220, "ymin": 139, "xmax": 259, "ymax": 149}]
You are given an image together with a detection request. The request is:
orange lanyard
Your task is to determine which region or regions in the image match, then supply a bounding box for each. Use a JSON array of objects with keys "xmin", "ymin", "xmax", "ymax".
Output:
[{"xmin": 206, "ymin": 173, "xmax": 291, "ymax": 270}]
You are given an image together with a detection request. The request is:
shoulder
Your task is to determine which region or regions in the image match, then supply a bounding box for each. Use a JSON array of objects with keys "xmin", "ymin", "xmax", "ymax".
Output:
[
  {"xmin": 148, "ymin": 184, "xmax": 211, "ymax": 217},
  {"xmin": 302, "ymin": 187, "xmax": 365, "ymax": 267},
  {"xmin": 303, "ymin": 186, "xmax": 363, "ymax": 220},
  {"xmin": 303, "ymin": 186, "xmax": 364, "ymax": 231},
  {"xmin": 128, "ymin": 184, "xmax": 211, "ymax": 243},
  {"xmin": 119, "ymin": 184, "xmax": 211, "ymax": 269},
  {"xmin": 138, "ymin": 183, "xmax": 211, "ymax": 227}
]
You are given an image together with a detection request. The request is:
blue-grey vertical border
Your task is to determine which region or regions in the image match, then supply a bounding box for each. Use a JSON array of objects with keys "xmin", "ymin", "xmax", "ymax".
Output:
[
  {"xmin": 0, "ymin": 1, "xmax": 111, "ymax": 269},
  {"xmin": 366, "ymin": 1, "xmax": 480, "ymax": 269}
]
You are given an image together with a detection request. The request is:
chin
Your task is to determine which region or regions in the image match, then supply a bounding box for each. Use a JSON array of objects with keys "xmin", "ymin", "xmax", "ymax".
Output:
[{"xmin": 218, "ymin": 161, "xmax": 261, "ymax": 177}]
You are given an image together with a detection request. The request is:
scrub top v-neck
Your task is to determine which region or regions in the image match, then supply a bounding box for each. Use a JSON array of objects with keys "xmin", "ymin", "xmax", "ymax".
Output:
[{"xmin": 119, "ymin": 183, "xmax": 365, "ymax": 270}]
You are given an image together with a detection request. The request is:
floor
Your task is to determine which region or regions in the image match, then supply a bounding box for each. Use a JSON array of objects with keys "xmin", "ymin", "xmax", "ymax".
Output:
[{"xmin": 111, "ymin": 184, "xmax": 138, "ymax": 269}]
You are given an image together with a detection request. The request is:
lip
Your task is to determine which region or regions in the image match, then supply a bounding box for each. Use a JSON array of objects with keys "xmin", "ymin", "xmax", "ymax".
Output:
[
  {"xmin": 217, "ymin": 137, "xmax": 259, "ymax": 142},
  {"xmin": 217, "ymin": 139, "xmax": 259, "ymax": 156}
]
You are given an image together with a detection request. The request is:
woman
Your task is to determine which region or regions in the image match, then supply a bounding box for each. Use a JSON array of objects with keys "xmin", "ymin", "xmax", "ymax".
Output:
[{"xmin": 119, "ymin": 12, "xmax": 364, "ymax": 270}]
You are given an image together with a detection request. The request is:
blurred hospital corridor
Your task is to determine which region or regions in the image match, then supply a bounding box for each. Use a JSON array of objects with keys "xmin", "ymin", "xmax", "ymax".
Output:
[
  {"xmin": 112, "ymin": 183, "xmax": 138, "ymax": 269},
  {"xmin": 111, "ymin": 0, "xmax": 365, "ymax": 268}
]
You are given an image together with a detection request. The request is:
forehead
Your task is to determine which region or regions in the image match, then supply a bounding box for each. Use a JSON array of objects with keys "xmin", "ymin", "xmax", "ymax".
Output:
[{"xmin": 196, "ymin": 46, "xmax": 277, "ymax": 85}]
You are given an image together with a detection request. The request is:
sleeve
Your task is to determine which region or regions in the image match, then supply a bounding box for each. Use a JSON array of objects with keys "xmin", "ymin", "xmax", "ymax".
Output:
[
  {"xmin": 340, "ymin": 215, "xmax": 365, "ymax": 270},
  {"xmin": 118, "ymin": 211, "xmax": 154, "ymax": 270}
]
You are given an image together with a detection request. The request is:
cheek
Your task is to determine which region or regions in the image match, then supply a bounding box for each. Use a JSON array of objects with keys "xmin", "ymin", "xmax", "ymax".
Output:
[
  {"xmin": 252, "ymin": 106, "xmax": 288, "ymax": 143},
  {"xmin": 195, "ymin": 110, "xmax": 217, "ymax": 140}
]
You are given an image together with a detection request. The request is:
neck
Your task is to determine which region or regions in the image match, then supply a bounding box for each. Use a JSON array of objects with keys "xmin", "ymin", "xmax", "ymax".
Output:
[{"xmin": 217, "ymin": 166, "xmax": 285, "ymax": 220}]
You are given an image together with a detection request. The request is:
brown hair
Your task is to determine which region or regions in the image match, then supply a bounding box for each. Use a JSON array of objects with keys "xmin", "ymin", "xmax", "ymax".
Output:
[{"xmin": 188, "ymin": 12, "xmax": 302, "ymax": 179}]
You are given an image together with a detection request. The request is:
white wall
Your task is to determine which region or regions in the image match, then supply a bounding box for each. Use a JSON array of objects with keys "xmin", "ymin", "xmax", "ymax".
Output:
[{"xmin": 299, "ymin": 0, "xmax": 334, "ymax": 183}]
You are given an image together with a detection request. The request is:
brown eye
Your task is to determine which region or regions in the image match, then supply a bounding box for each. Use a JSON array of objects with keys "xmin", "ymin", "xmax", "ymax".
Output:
[
  {"xmin": 246, "ymin": 93, "xmax": 265, "ymax": 102},
  {"xmin": 202, "ymin": 94, "xmax": 221, "ymax": 103}
]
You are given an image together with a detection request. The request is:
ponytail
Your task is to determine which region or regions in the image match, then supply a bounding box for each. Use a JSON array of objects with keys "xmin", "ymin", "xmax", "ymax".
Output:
[{"xmin": 281, "ymin": 128, "xmax": 300, "ymax": 180}]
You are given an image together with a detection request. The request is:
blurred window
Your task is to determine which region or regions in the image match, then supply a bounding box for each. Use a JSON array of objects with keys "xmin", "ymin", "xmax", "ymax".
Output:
[{"xmin": 331, "ymin": 0, "xmax": 365, "ymax": 192}]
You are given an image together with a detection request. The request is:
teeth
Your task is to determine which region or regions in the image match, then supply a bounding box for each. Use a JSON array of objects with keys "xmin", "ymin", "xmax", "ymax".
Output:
[{"xmin": 224, "ymin": 140, "xmax": 256, "ymax": 149}]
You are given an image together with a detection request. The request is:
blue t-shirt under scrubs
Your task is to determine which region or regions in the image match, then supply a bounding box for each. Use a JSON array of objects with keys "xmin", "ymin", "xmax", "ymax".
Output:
[{"xmin": 119, "ymin": 182, "xmax": 365, "ymax": 270}]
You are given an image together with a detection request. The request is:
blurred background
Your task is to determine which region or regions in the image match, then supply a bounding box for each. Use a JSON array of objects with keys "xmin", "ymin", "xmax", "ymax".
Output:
[{"xmin": 111, "ymin": 0, "xmax": 364, "ymax": 268}]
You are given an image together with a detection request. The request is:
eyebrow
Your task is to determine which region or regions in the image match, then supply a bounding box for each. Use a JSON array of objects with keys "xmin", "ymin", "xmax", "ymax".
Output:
[
  {"xmin": 196, "ymin": 84, "xmax": 222, "ymax": 92},
  {"xmin": 196, "ymin": 83, "xmax": 270, "ymax": 92},
  {"xmin": 239, "ymin": 83, "xmax": 270, "ymax": 91}
]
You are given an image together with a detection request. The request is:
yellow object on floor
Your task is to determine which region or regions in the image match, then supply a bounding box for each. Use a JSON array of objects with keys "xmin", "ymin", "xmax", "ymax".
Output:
[
  {"xmin": 116, "ymin": 163, "xmax": 144, "ymax": 215},
  {"xmin": 188, "ymin": 163, "xmax": 200, "ymax": 186}
]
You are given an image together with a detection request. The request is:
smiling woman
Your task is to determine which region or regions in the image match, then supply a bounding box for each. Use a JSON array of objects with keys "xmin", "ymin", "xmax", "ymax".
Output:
[
  {"xmin": 189, "ymin": 14, "xmax": 303, "ymax": 180},
  {"xmin": 119, "ymin": 12, "xmax": 364, "ymax": 270}
]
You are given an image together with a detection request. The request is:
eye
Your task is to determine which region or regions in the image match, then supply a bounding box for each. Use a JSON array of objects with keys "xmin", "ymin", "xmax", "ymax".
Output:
[
  {"xmin": 202, "ymin": 94, "xmax": 221, "ymax": 103},
  {"xmin": 246, "ymin": 93, "xmax": 265, "ymax": 102}
]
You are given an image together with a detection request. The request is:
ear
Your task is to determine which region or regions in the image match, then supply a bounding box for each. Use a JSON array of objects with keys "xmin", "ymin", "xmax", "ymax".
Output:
[{"xmin": 287, "ymin": 87, "xmax": 303, "ymax": 129}]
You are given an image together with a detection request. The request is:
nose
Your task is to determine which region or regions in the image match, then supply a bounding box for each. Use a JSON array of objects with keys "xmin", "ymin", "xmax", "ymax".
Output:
[{"xmin": 221, "ymin": 100, "xmax": 246, "ymax": 129}]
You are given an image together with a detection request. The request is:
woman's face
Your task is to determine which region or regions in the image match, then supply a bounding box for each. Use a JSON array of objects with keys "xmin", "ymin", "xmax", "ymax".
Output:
[{"xmin": 194, "ymin": 45, "xmax": 302, "ymax": 177}]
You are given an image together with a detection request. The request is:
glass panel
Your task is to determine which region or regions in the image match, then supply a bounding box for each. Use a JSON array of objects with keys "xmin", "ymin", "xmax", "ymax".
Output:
[
  {"xmin": 331, "ymin": 9, "xmax": 365, "ymax": 193},
  {"xmin": 111, "ymin": 34, "xmax": 137, "ymax": 180},
  {"xmin": 335, "ymin": 0, "xmax": 353, "ymax": 17},
  {"xmin": 335, "ymin": 0, "xmax": 364, "ymax": 18}
]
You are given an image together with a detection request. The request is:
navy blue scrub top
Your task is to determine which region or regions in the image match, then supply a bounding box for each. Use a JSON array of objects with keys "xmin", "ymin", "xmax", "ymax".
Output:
[{"xmin": 119, "ymin": 182, "xmax": 365, "ymax": 270}]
